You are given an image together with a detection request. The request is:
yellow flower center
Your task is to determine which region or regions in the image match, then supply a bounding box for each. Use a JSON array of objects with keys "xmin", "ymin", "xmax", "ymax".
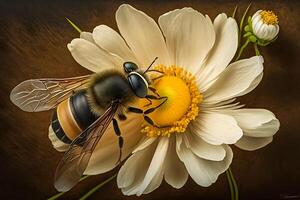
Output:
[
  {"xmin": 139, "ymin": 65, "xmax": 202, "ymax": 137},
  {"xmin": 260, "ymin": 10, "xmax": 279, "ymax": 25}
]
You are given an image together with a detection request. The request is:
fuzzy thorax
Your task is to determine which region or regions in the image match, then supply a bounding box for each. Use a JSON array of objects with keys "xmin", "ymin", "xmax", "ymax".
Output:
[{"xmin": 86, "ymin": 70, "xmax": 128, "ymax": 116}]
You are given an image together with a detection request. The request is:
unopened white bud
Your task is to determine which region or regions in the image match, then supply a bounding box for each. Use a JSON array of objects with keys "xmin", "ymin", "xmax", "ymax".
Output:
[{"xmin": 251, "ymin": 10, "xmax": 279, "ymax": 41}]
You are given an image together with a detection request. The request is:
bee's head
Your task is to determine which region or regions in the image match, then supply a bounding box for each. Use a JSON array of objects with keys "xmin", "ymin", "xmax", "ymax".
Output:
[{"xmin": 123, "ymin": 61, "xmax": 149, "ymax": 98}]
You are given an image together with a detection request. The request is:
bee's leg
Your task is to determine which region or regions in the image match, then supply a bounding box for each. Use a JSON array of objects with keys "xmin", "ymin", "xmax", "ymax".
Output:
[
  {"xmin": 143, "ymin": 97, "xmax": 152, "ymax": 107},
  {"xmin": 127, "ymin": 106, "xmax": 143, "ymax": 114},
  {"xmin": 144, "ymin": 96, "xmax": 168, "ymax": 115},
  {"xmin": 146, "ymin": 69, "xmax": 164, "ymax": 74},
  {"xmin": 148, "ymin": 87, "xmax": 160, "ymax": 97},
  {"xmin": 113, "ymin": 118, "xmax": 123, "ymax": 165},
  {"xmin": 152, "ymin": 75, "xmax": 164, "ymax": 82},
  {"xmin": 127, "ymin": 98, "xmax": 168, "ymax": 128},
  {"xmin": 127, "ymin": 106, "xmax": 156, "ymax": 126},
  {"xmin": 117, "ymin": 113, "xmax": 127, "ymax": 121},
  {"xmin": 143, "ymin": 93, "xmax": 165, "ymax": 107}
]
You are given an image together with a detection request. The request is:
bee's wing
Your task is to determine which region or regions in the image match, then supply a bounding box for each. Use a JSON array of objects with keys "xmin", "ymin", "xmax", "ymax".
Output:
[
  {"xmin": 54, "ymin": 102, "xmax": 119, "ymax": 192},
  {"xmin": 10, "ymin": 75, "xmax": 91, "ymax": 112}
]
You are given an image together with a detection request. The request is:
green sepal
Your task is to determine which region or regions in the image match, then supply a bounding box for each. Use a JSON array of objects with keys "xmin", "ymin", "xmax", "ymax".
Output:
[
  {"xmin": 257, "ymin": 39, "xmax": 271, "ymax": 46},
  {"xmin": 249, "ymin": 35, "xmax": 257, "ymax": 43},
  {"xmin": 243, "ymin": 32, "xmax": 252, "ymax": 38},
  {"xmin": 244, "ymin": 25, "xmax": 250, "ymax": 32},
  {"xmin": 248, "ymin": 16, "xmax": 252, "ymax": 24}
]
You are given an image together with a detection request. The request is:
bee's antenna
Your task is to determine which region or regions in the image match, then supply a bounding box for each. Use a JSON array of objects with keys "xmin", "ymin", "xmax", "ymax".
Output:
[{"xmin": 143, "ymin": 57, "xmax": 158, "ymax": 74}]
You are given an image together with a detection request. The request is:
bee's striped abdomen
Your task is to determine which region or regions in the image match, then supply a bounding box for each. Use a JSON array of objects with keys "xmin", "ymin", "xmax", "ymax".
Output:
[{"xmin": 49, "ymin": 90, "xmax": 98, "ymax": 149}]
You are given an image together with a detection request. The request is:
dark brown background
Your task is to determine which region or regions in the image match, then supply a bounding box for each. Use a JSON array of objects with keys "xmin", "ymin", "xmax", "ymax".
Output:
[{"xmin": 0, "ymin": 0, "xmax": 299, "ymax": 199}]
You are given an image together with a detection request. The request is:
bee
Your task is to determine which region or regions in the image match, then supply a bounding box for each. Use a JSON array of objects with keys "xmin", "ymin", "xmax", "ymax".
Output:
[{"xmin": 10, "ymin": 57, "xmax": 167, "ymax": 192}]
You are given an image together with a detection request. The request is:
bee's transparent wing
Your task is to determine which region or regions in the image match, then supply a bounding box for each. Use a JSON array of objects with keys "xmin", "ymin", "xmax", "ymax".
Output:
[
  {"xmin": 10, "ymin": 75, "xmax": 91, "ymax": 112},
  {"xmin": 54, "ymin": 102, "xmax": 119, "ymax": 192}
]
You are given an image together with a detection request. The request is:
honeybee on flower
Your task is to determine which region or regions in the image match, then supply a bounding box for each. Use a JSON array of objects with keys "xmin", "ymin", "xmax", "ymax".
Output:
[
  {"xmin": 67, "ymin": 5, "xmax": 279, "ymax": 195},
  {"xmin": 11, "ymin": 4, "xmax": 280, "ymax": 197}
]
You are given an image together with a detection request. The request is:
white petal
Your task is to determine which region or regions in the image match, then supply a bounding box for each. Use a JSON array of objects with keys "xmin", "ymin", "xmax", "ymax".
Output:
[
  {"xmin": 261, "ymin": 24, "xmax": 269, "ymax": 39},
  {"xmin": 176, "ymin": 138, "xmax": 233, "ymax": 187},
  {"xmin": 266, "ymin": 25, "xmax": 275, "ymax": 41},
  {"xmin": 85, "ymin": 115, "xmax": 143, "ymax": 174},
  {"xmin": 159, "ymin": 8, "xmax": 215, "ymax": 74},
  {"xmin": 202, "ymin": 101, "xmax": 244, "ymax": 112},
  {"xmin": 265, "ymin": 25, "xmax": 279, "ymax": 41},
  {"xmin": 132, "ymin": 136, "xmax": 157, "ymax": 154},
  {"xmin": 253, "ymin": 19, "xmax": 264, "ymax": 38},
  {"xmin": 223, "ymin": 109, "xmax": 280, "ymax": 138},
  {"xmin": 190, "ymin": 112, "xmax": 243, "ymax": 145},
  {"xmin": 92, "ymin": 25, "xmax": 137, "ymax": 63},
  {"xmin": 143, "ymin": 164, "xmax": 164, "ymax": 194},
  {"xmin": 235, "ymin": 136, "xmax": 273, "ymax": 151},
  {"xmin": 118, "ymin": 137, "xmax": 168, "ymax": 196},
  {"xmin": 164, "ymin": 136, "xmax": 188, "ymax": 189},
  {"xmin": 116, "ymin": 4, "xmax": 169, "ymax": 67},
  {"xmin": 117, "ymin": 139, "xmax": 157, "ymax": 194},
  {"xmin": 80, "ymin": 31, "xmax": 95, "ymax": 43},
  {"xmin": 241, "ymin": 72, "xmax": 263, "ymax": 96},
  {"xmin": 203, "ymin": 56, "xmax": 264, "ymax": 104},
  {"xmin": 252, "ymin": 14, "xmax": 261, "ymax": 28},
  {"xmin": 201, "ymin": 98, "xmax": 237, "ymax": 108},
  {"xmin": 252, "ymin": 10, "xmax": 262, "ymax": 21},
  {"xmin": 196, "ymin": 13, "xmax": 238, "ymax": 90},
  {"xmin": 158, "ymin": 8, "xmax": 193, "ymax": 40},
  {"xmin": 67, "ymin": 38, "xmax": 123, "ymax": 72},
  {"xmin": 184, "ymin": 130, "xmax": 226, "ymax": 161},
  {"xmin": 137, "ymin": 137, "xmax": 169, "ymax": 195}
]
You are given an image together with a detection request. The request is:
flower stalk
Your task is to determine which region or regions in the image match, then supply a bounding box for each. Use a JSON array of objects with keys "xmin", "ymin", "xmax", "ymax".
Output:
[
  {"xmin": 235, "ymin": 39, "xmax": 250, "ymax": 61},
  {"xmin": 226, "ymin": 167, "xmax": 239, "ymax": 200},
  {"xmin": 254, "ymin": 43, "xmax": 261, "ymax": 56},
  {"xmin": 79, "ymin": 173, "xmax": 117, "ymax": 200},
  {"xmin": 47, "ymin": 174, "xmax": 117, "ymax": 200}
]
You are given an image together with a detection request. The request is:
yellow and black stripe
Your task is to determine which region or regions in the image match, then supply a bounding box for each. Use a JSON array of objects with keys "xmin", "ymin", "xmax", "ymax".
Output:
[{"xmin": 51, "ymin": 90, "xmax": 98, "ymax": 144}]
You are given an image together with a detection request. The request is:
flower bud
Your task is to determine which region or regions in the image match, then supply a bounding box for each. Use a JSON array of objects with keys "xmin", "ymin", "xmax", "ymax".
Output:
[{"xmin": 251, "ymin": 10, "xmax": 279, "ymax": 41}]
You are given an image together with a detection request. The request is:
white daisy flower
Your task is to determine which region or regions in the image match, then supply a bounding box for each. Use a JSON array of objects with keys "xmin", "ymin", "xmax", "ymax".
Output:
[
  {"xmin": 251, "ymin": 10, "xmax": 279, "ymax": 41},
  {"xmin": 51, "ymin": 4, "xmax": 280, "ymax": 196}
]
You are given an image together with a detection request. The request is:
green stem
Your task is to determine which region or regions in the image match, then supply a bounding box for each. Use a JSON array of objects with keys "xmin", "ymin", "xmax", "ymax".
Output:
[
  {"xmin": 226, "ymin": 170, "xmax": 235, "ymax": 200},
  {"xmin": 235, "ymin": 39, "xmax": 250, "ymax": 61},
  {"xmin": 66, "ymin": 17, "xmax": 82, "ymax": 33},
  {"xmin": 48, "ymin": 192, "xmax": 64, "ymax": 200},
  {"xmin": 229, "ymin": 167, "xmax": 239, "ymax": 200},
  {"xmin": 47, "ymin": 176, "xmax": 90, "ymax": 200},
  {"xmin": 254, "ymin": 43, "xmax": 261, "ymax": 55},
  {"xmin": 79, "ymin": 173, "xmax": 117, "ymax": 200},
  {"xmin": 239, "ymin": 3, "xmax": 252, "ymax": 46}
]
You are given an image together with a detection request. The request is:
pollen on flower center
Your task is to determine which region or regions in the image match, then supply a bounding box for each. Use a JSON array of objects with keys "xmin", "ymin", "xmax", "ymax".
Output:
[
  {"xmin": 139, "ymin": 65, "xmax": 202, "ymax": 137},
  {"xmin": 260, "ymin": 10, "xmax": 278, "ymax": 25}
]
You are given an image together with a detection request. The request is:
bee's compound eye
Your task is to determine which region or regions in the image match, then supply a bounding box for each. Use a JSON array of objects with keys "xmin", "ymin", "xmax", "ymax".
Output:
[
  {"xmin": 123, "ymin": 62, "xmax": 138, "ymax": 73},
  {"xmin": 128, "ymin": 73, "xmax": 148, "ymax": 98}
]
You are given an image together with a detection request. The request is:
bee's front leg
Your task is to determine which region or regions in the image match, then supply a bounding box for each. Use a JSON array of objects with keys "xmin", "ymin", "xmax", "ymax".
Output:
[{"xmin": 112, "ymin": 118, "xmax": 123, "ymax": 165}]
